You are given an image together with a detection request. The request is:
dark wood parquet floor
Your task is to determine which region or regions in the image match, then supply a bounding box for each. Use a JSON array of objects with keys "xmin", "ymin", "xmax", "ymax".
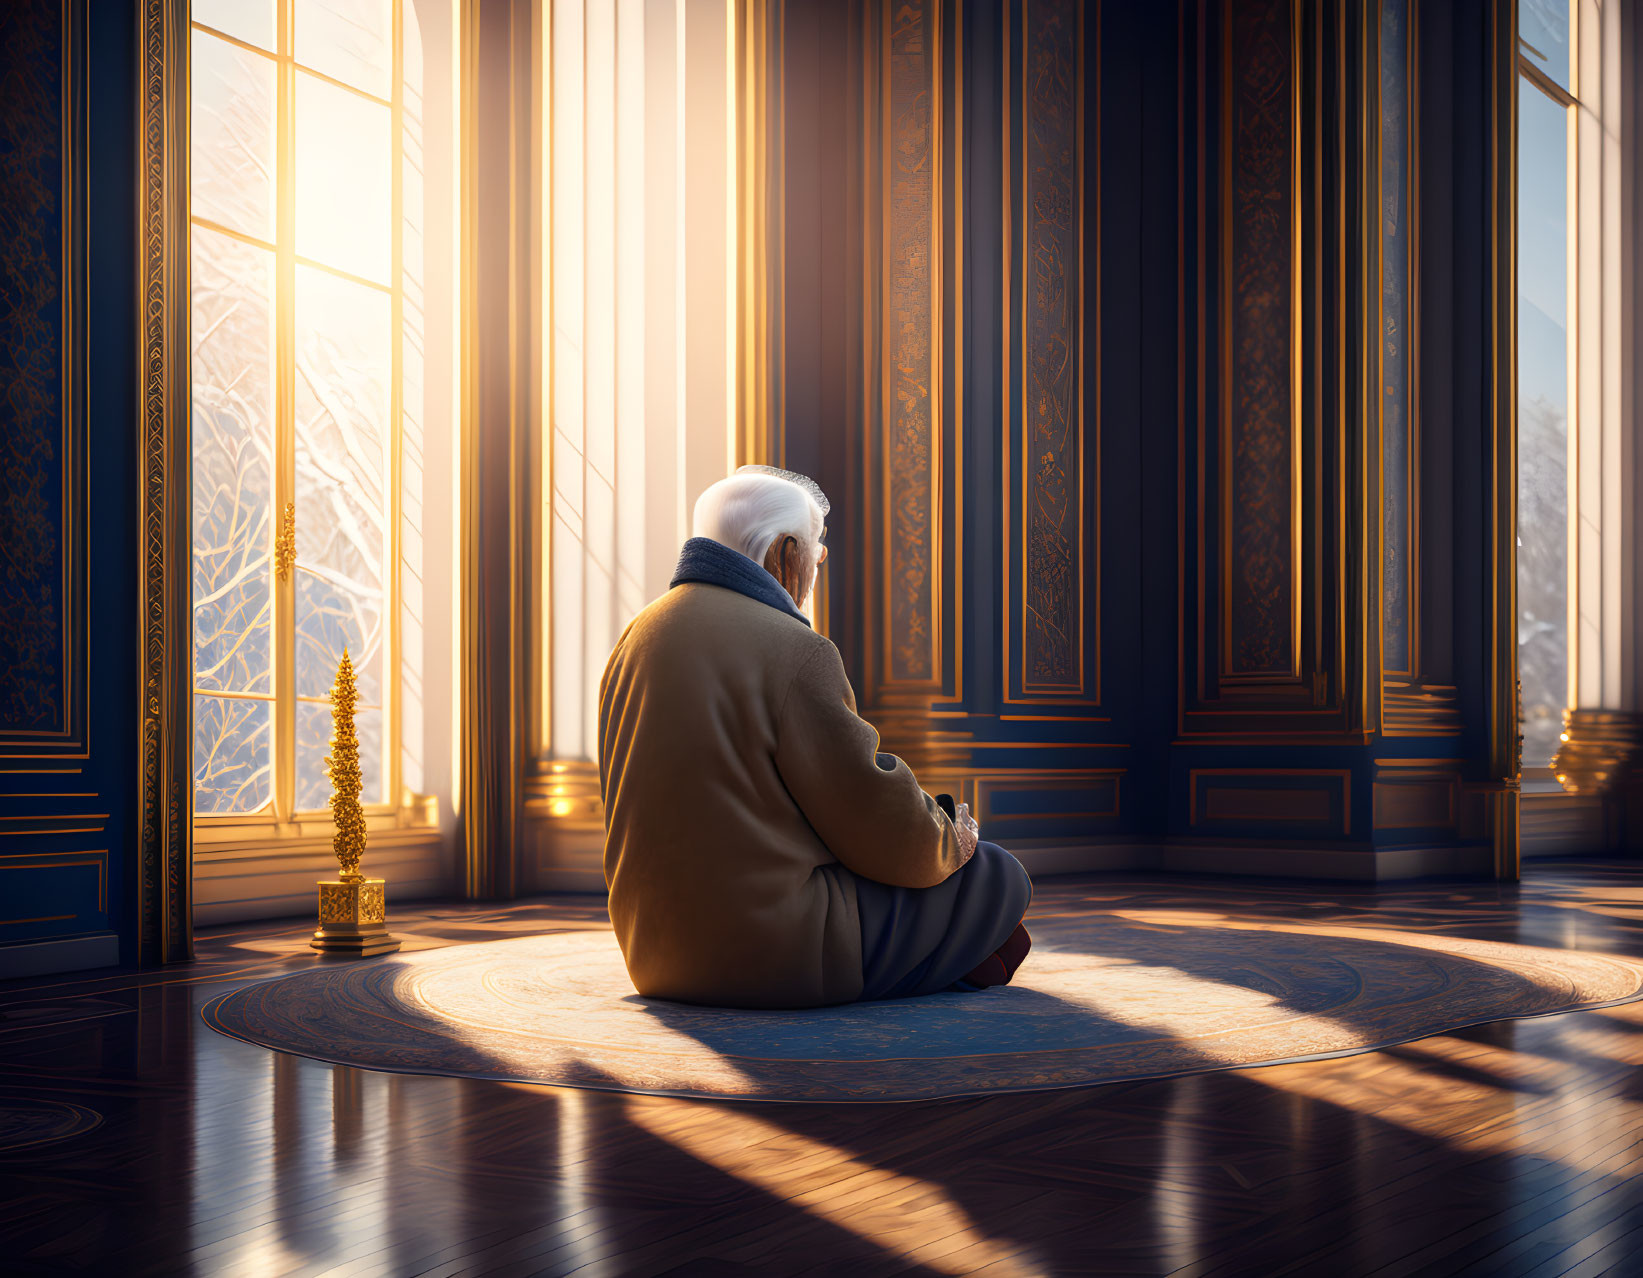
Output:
[{"xmin": 3, "ymin": 861, "xmax": 1643, "ymax": 1277}]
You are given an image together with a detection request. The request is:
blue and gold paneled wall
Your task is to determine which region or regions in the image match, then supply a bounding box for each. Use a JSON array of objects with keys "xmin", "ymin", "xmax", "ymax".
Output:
[
  {"xmin": 0, "ymin": 0, "xmax": 150, "ymax": 976},
  {"xmin": 774, "ymin": 0, "xmax": 1519, "ymax": 881}
]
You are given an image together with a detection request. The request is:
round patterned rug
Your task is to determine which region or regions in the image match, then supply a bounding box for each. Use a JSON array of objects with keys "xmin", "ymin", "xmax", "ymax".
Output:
[{"xmin": 202, "ymin": 910, "xmax": 1643, "ymax": 1102}]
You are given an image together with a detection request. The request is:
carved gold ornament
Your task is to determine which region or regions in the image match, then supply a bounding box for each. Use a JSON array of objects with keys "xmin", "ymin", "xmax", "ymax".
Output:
[
  {"xmin": 310, "ymin": 649, "xmax": 401, "ymax": 957},
  {"xmin": 275, "ymin": 501, "xmax": 297, "ymax": 581}
]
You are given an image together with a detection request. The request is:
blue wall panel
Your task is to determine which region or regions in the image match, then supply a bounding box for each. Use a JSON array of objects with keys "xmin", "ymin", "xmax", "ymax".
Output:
[{"xmin": 0, "ymin": 0, "xmax": 142, "ymax": 974}]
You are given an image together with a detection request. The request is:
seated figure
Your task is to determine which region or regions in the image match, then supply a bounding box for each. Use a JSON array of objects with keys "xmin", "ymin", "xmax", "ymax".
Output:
[{"xmin": 597, "ymin": 465, "xmax": 1033, "ymax": 1009}]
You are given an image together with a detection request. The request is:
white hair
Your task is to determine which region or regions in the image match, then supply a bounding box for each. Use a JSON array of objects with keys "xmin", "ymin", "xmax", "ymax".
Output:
[{"xmin": 693, "ymin": 470, "xmax": 827, "ymax": 597}]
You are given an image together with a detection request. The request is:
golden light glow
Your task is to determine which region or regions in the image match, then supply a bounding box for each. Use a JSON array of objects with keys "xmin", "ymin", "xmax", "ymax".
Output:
[
  {"xmin": 625, "ymin": 1099, "xmax": 1049, "ymax": 1276},
  {"xmin": 295, "ymin": 73, "xmax": 393, "ymax": 281},
  {"xmin": 1250, "ymin": 1012, "xmax": 1643, "ymax": 1179}
]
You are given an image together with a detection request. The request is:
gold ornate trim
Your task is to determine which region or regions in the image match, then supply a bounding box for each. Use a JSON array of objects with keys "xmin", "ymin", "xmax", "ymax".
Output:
[
  {"xmin": 273, "ymin": 500, "xmax": 296, "ymax": 581},
  {"xmin": 736, "ymin": 0, "xmax": 780, "ymax": 470},
  {"xmin": 137, "ymin": 0, "xmax": 192, "ymax": 963},
  {"xmin": 1552, "ymin": 710, "xmax": 1643, "ymax": 795},
  {"xmin": 523, "ymin": 759, "xmax": 604, "ymax": 830},
  {"xmin": 1382, "ymin": 683, "xmax": 1462, "ymax": 736}
]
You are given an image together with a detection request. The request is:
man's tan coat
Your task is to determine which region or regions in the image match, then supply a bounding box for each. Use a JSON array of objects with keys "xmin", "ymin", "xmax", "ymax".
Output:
[{"xmin": 598, "ymin": 582, "xmax": 967, "ymax": 1008}]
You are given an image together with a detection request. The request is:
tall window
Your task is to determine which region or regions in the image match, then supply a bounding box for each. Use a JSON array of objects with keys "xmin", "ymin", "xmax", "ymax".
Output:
[
  {"xmin": 537, "ymin": 0, "xmax": 740, "ymax": 765},
  {"xmin": 190, "ymin": 1, "xmax": 423, "ymax": 822},
  {"xmin": 1516, "ymin": 0, "xmax": 1574, "ymax": 771}
]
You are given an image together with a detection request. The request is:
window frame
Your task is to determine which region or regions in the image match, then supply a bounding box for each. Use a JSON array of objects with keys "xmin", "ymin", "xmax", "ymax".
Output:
[
  {"xmin": 1515, "ymin": 8, "xmax": 1579, "ymax": 784},
  {"xmin": 189, "ymin": 2, "xmax": 422, "ymax": 840}
]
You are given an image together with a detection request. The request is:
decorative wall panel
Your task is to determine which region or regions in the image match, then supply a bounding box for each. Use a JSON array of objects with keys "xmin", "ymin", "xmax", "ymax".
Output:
[
  {"xmin": 1189, "ymin": 769, "xmax": 1351, "ymax": 839},
  {"xmin": 778, "ymin": 0, "xmax": 1518, "ymax": 877},
  {"xmin": 973, "ymin": 770, "xmax": 1121, "ymax": 840},
  {"xmin": 1372, "ymin": 761, "xmax": 1458, "ymax": 832},
  {"xmin": 879, "ymin": 0, "xmax": 942, "ymax": 690},
  {"xmin": 1179, "ymin": 0, "xmax": 1353, "ymax": 741},
  {"xmin": 1379, "ymin": 0, "xmax": 1414, "ymax": 679},
  {"xmin": 0, "ymin": 0, "xmax": 148, "ymax": 971},
  {"xmin": 1221, "ymin": 0, "xmax": 1298, "ymax": 682},
  {"xmin": 0, "ymin": 0, "xmax": 84, "ymax": 751},
  {"xmin": 1004, "ymin": 0, "xmax": 1093, "ymax": 704}
]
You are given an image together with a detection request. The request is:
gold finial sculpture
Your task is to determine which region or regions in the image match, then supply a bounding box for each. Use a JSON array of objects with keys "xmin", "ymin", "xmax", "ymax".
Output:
[
  {"xmin": 310, "ymin": 648, "xmax": 402, "ymax": 958},
  {"xmin": 325, "ymin": 648, "xmax": 367, "ymax": 879}
]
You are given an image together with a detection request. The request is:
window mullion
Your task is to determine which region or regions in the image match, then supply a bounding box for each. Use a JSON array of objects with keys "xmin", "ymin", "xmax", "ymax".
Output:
[
  {"xmin": 389, "ymin": 0, "xmax": 404, "ymax": 812},
  {"xmin": 273, "ymin": 0, "xmax": 297, "ymax": 824}
]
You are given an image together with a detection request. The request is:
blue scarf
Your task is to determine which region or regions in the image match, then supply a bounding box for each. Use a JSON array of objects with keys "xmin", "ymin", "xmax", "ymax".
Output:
[{"xmin": 670, "ymin": 536, "xmax": 812, "ymax": 628}]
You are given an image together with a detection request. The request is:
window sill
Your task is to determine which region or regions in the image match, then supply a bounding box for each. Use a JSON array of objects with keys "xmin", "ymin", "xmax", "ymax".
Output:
[
  {"xmin": 194, "ymin": 794, "xmax": 441, "ymax": 856},
  {"xmin": 193, "ymin": 810, "xmax": 454, "ymax": 927}
]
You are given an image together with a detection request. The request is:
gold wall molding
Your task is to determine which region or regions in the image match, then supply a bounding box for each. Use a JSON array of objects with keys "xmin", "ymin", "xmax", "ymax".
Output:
[
  {"xmin": 0, "ymin": 0, "xmax": 88, "ymax": 756},
  {"xmin": 1372, "ymin": 763, "xmax": 1458, "ymax": 831},
  {"xmin": 1179, "ymin": 0, "xmax": 1356, "ymax": 741},
  {"xmin": 523, "ymin": 759, "xmax": 604, "ymax": 831},
  {"xmin": 1003, "ymin": 0, "xmax": 1094, "ymax": 705},
  {"xmin": 1189, "ymin": 768, "xmax": 1352, "ymax": 837},
  {"xmin": 1219, "ymin": 0, "xmax": 1301, "ymax": 683},
  {"xmin": 872, "ymin": 0, "xmax": 943, "ymax": 692},
  {"xmin": 737, "ymin": 0, "xmax": 780, "ymax": 470},
  {"xmin": 972, "ymin": 770, "xmax": 1122, "ymax": 828},
  {"xmin": 0, "ymin": 0, "xmax": 110, "ymax": 953},
  {"xmin": 137, "ymin": 0, "xmax": 193, "ymax": 962},
  {"xmin": 1375, "ymin": 0, "xmax": 1421, "ymax": 686},
  {"xmin": 884, "ymin": 767, "xmax": 1125, "ymax": 838},
  {"xmin": 1381, "ymin": 683, "xmax": 1462, "ymax": 736},
  {"xmin": 0, "ymin": 850, "xmax": 108, "ymax": 924}
]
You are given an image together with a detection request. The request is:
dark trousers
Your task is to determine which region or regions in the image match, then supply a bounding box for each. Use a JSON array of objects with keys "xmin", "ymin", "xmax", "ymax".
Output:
[{"xmin": 852, "ymin": 841, "xmax": 1033, "ymax": 1001}]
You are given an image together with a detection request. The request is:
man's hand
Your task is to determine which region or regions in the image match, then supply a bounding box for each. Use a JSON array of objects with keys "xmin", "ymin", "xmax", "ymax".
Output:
[{"xmin": 954, "ymin": 801, "xmax": 980, "ymax": 863}]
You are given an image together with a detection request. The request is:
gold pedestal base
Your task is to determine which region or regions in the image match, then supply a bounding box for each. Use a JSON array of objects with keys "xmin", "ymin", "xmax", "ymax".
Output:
[{"xmin": 311, "ymin": 877, "xmax": 402, "ymax": 957}]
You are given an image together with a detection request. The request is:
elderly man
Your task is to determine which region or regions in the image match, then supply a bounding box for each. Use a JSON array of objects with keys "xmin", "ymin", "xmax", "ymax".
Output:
[{"xmin": 598, "ymin": 464, "xmax": 1032, "ymax": 1009}]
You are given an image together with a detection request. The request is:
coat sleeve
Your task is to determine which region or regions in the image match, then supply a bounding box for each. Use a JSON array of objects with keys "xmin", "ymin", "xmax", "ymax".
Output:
[{"xmin": 773, "ymin": 639, "xmax": 969, "ymax": 889}]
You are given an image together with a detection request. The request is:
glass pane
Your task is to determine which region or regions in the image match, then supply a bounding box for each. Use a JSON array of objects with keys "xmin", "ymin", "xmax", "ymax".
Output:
[
  {"xmin": 295, "ymin": 565, "xmax": 385, "ymax": 703},
  {"xmin": 192, "ymin": 226, "xmax": 276, "ymax": 697},
  {"xmin": 296, "ymin": 700, "xmax": 384, "ymax": 811},
  {"xmin": 1517, "ymin": 81, "xmax": 1570, "ymax": 770},
  {"xmin": 194, "ymin": 695, "xmax": 273, "ymax": 815},
  {"xmin": 191, "ymin": 31, "xmax": 277, "ymax": 241},
  {"xmin": 194, "ymin": 0, "xmax": 277, "ymax": 53},
  {"xmin": 294, "ymin": 265, "xmax": 390, "ymax": 709},
  {"xmin": 1519, "ymin": 0, "xmax": 1571, "ymax": 94},
  {"xmin": 295, "ymin": 0, "xmax": 393, "ymax": 100},
  {"xmin": 296, "ymin": 71, "xmax": 392, "ymax": 282}
]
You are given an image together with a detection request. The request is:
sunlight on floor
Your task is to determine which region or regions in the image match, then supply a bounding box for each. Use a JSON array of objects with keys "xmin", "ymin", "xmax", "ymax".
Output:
[
  {"xmin": 1155, "ymin": 1074, "xmax": 1204, "ymax": 1273},
  {"xmin": 1249, "ymin": 1019, "xmax": 1643, "ymax": 1178},
  {"xmin": 1025, "ymin": 945, "xmax": 1310, "ymax": 1063},
  {"xmin": 625, "ymin": 1099, "xmax": 1050, "ymax": 1276}
]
